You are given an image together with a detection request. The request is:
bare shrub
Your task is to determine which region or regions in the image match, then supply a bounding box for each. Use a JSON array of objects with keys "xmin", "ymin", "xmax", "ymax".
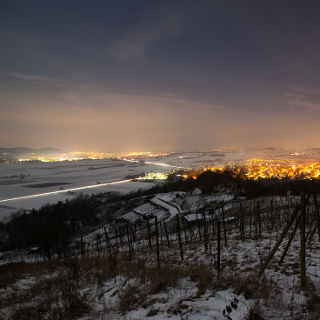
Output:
[
  {"xmin": 246, "ymin": 302, "xmax": 265, "ymax": 320},
  {"xmin": 9, "ymin": 259, "xmax": 90, "ymax": 320},
  {"xmin": 232, "ymin": 275, "xmax": 273, "ymax": 300},
  {"xmin": 147, "ymin": 265, "xmax": 182, "ymax": 294},
  {"xmin": 118, "ymin": 284, "xmax": 146, "ymax": 313},
  {"xmin": 188, "ymin": 263, "xmax": 213, "ymax": 296}
]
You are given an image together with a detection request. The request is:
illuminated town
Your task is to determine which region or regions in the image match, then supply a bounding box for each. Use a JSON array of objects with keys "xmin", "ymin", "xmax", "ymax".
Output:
[
  {"xmin": 17, "ymin": 151, "xmax": 170, "ymax": 163},
  {"xmin": 187, "ymin": 158, "xmax": 320, "ymax": 180}
]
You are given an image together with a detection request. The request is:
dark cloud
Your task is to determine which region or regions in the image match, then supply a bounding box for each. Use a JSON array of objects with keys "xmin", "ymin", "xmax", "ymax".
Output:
[{"xmin": 1, "ymin": 1, "xmax": 320, "ymax": 150}]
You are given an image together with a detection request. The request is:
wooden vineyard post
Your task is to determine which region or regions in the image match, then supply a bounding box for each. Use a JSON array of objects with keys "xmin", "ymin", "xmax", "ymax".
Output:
[
  {"xmin": 202, "ymin": 212, "xmax": 208, "ymax": 253},
  {"xmin": 257, "ymin": 201, "xmax": 262, "ymax": 238},
  {"xmin": 189, "ymin": 223, "xmax": 196, "ymax": 242},
  {"xmin": 216, "ymin": 220, "xmax": 221, "ymax": 279},
  {"xmin": 197, "ymin": 216, "xmax": 202, "ymax": 241},
  {"xmin": 155, "ymin": 217, "xmax": 161, "ymax": 269},
  {"xmin": 184, "ymin": 222, "xmax": 188, "ymax": 243},
  {"xmin": 239, "ymin": 202, "xmax": 245, "ymax": 241},
  {"xmin": 103, "ymin": 225, "xmax": 111, "ymax": 258},
  {"xmin": 250, "ymin": 202, "xmax": 253, "ymax": 238},
  {"xmin": 210, "ymin": 210, "xmax": 215, "ymax": 236},
  {"xmin": 133, "ymin": 223, "xmax": 137, "ymax": 242},
  {"xmin": 126, "ymin": 225, "xmax": 133, "ymax": 260},
  {"xmin": 300, "ymin": 195, "xmax": 307, "ymax": 288},
  {"xmin": 279, "ymin": 213, "xmax": 302, "ymax": 265},
  {"xmin": 95, "ymin": 234, "xmax": 101, "ymax": 257},
  {"xmin": 159, "ymin": 222, "xmax": 163, "ymax": 243},
  {"xmin": 258, "ymin": 204, "xmax": 301, "ymax": 279},
  {"xmin": 176, "ymin": 215, "xmax": 184, "ymax": 262},
  {"xmin": 147, "ymin": 219, "xmax": 153, "ymax": 251},
  {"xmin": 130, "ymin": 225, "xmax": 135, "ymax": 256},
  {"xmin": 222, "ymin": 207, "xmax": 228, "ymax": 247},
  {"xmin": 163, "ymin": 221, "xmax": 170, "ymax": 247}
]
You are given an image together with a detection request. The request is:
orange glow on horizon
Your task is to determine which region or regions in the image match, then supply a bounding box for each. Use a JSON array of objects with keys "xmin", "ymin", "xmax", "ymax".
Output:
[{"xmin": 185, "ymin": 158, "xmax": 320, "ymax": 180}]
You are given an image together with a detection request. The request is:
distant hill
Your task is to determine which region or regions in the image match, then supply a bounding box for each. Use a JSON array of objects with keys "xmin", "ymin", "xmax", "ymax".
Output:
[{"xmin": 0, "ymin": 147, "xmax": 60, "ymax": 155}]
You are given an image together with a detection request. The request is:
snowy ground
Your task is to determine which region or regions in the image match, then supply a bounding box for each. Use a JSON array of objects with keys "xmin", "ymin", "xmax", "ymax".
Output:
[
  {"xmin": 0, "ymin": 147, "xmax": 315, "ymax": 221},
  {"xmin": 0, "ymin": 150, "xmax": 252, "ymax": 221},
  {"xmin": 1, "ymin": 226, "xmax": 319, "ymax": 320},
  {"xmin": 0, "ymin": 150, "xmax": 243, "ymax": 221},
  {"xmin": 0, "ymin": 158, "xmax": 168, "ymax": 221},
  {"xmin": 0, "ymin": 158, "xmax": 158, "ymax": 199}
]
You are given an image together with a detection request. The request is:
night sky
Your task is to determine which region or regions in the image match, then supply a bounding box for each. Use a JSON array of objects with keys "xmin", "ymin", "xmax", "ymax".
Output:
[{"xmin": 1, "ymin": 1, "xmax": 320, "ymax": 152}]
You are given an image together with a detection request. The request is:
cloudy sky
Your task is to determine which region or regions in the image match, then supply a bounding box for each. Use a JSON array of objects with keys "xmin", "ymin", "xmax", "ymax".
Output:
[{"xmin": 1, "ymin": 1, "xmax": 320, "ymax": 151}]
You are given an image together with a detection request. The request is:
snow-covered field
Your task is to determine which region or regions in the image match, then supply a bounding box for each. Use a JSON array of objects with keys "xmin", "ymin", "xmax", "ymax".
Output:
[
  {"xmin": 0, "ymin": 151, "xmax": 249, "ymax": 221},
  {"xmin": 0, "ymin": 158, "xmax": 169, "ymax": 221},
  {"xmin": 2, "ymin": 224, "xmax": 318, "ymax": 320},
  {"xmin": 0, "ymin": 147, "xmax": 307, "ymax": 221}
]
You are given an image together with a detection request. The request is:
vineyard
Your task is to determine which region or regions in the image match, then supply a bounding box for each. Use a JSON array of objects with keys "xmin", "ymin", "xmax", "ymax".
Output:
[
  {"xmin": 2, "ymin": 179, "xmax": 320, "ymax": 319},
  {"xmin": 59, "ymin": 192, "xmax": 319, "ymax": 291}
]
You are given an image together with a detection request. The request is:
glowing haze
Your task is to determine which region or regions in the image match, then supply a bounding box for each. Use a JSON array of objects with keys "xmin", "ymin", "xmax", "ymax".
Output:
[{"xmin": 1, "ymin": 2, "xmax": 320, "ymax": 152}]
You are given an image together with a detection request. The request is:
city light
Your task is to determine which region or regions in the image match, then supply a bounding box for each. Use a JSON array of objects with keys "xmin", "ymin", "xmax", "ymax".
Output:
[
  {"xmin": 186, "ymin": 158, "xmax": 320, "ymax": 180},
  {"xmin": 17, "ymin": 151, "xmax": 170, "ymax": 163}
]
